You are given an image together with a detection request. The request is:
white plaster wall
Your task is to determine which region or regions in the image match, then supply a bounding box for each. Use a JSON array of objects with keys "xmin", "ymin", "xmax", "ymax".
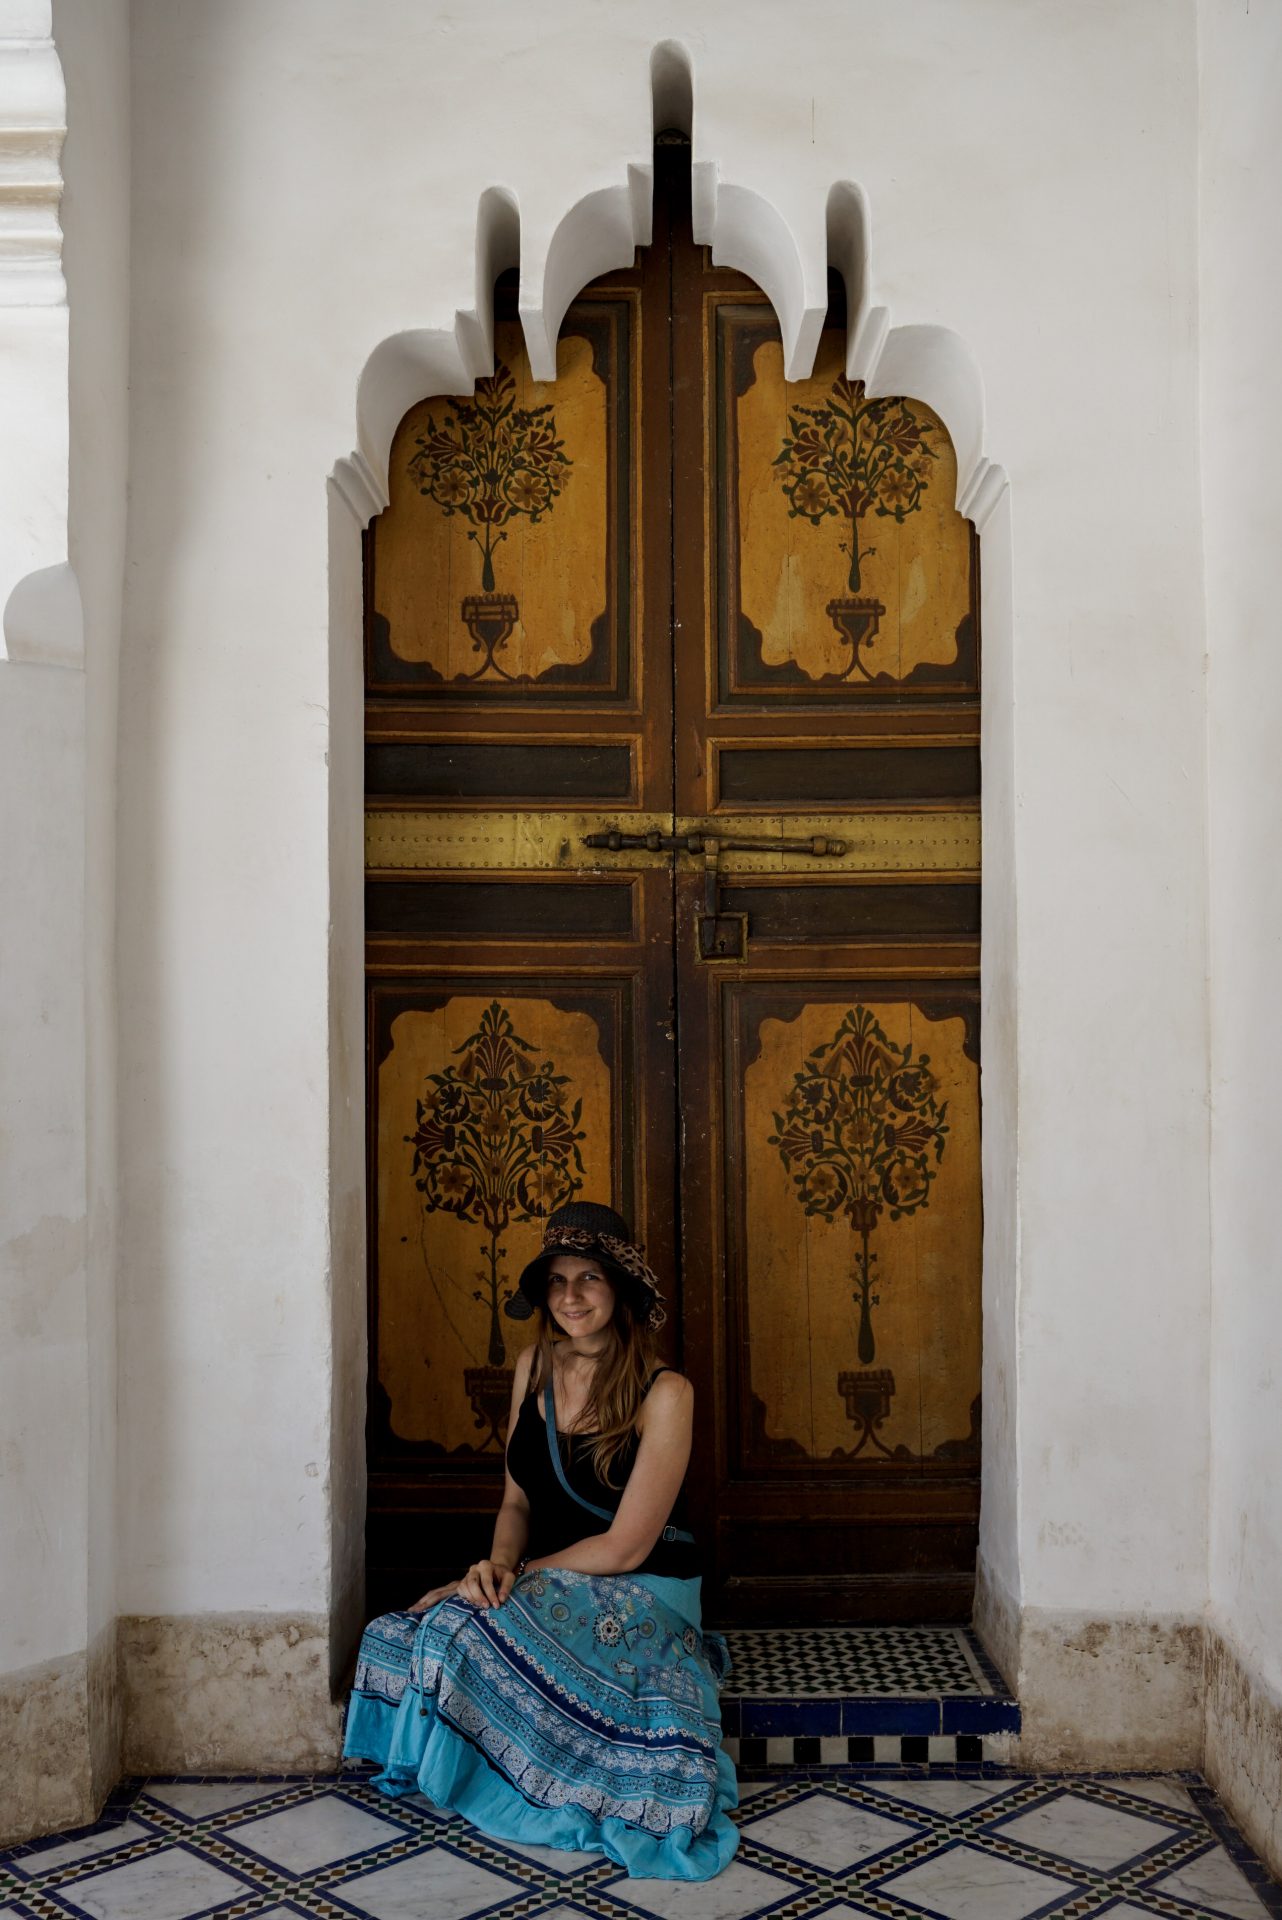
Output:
[
  {"xmin": 0, "ymin": 658, "xmax": 88, "ymax": 1672},
  {"xmin": 1202, "ymin": 0, "xmax": 1282, "ymax": 1712},
  {"xmin": 119, "ymin": 0, "xmax": 1210, "ymax": 1655},
  {"xmin": 0, "ymin": 0, "xmax": 129, "ymax": 1714},
  {"xmin": 995, "ymin": 13, "xmax": 1208, "ymax": 1627},
  {"xmin": 55, "ymin": 0, "xmax": 130, "ymax": 1687},
  {"xmin": 0, "ymin": 0, "xmax": 85, "ymax": 1681}
]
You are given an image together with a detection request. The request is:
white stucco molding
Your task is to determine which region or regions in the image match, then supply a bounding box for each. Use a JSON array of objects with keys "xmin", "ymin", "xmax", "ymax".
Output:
[
  {"xmin": 855, "ymin": 311, "xmax": 1008, "ymax": 531},
  {"xmin": 333, "ymin": 39, "xmax": 1007, "ymax": 535},
  {"xmin": 829, "ymin": 179, "xmax": 1008, "ymax": 530},
  {"xmin": 0, "ymin": 1, "xmax": 78, "ymax": 669},
  {"xmin": 2, "ymin": 556, "xmax": 81, "ymax": 666},
  {"xmin": 523, "ymin": 40, "xmax": 826, "ymax": 385},
  {"xmin": 0, "ymin": 4, "xmax": 65, "ymax": 308},
  {"xmin": 332, "ymin": 185, "xmax": 519, "ymax": 523}
]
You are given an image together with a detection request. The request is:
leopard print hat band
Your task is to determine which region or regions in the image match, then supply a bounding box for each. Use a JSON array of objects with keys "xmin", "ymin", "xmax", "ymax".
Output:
[{"xmin": 515, "ymin": 1204, "xmax": 669, "ymax": 1332}]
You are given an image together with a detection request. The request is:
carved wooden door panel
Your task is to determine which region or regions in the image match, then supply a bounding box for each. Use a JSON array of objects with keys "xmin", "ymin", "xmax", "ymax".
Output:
[
  {"xmin": 363, "ymin": 253, "xmax": 679, "ymax": 1616},
  {"xmin": 666, "ymin": 154, "xmax": 983, "ymax": 1623},
  {"xmin": 363, "ymin": 143, "xmax": 981, "ymax": 1622}
]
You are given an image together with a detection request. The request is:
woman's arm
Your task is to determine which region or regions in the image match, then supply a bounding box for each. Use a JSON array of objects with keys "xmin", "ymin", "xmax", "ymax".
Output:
[
  {"xmin": 475, "ymin": 1347, "xmax": 534, "ymax": 1602},
  {"xmin": 526, "ymin": 1371, "xmax": 693, "ymax": 1577},
  {"xmin": 489, "ymin": 1462, "xmax": 532, "ymax": 1580}
]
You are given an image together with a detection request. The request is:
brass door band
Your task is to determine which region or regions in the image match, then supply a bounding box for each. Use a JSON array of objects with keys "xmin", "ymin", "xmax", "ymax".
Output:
[
  {"xmin": 366, "ymin": 809, "xmax": 671, "ymax": 874},
  {"xmin": 365, "ymin": 807, "xmax": 980, "ymax": 876}
]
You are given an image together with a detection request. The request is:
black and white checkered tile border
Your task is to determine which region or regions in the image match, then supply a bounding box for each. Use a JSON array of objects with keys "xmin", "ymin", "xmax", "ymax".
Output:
[{"xmin": 724, "ymin": 1731, "xmax": 1016, "ymax": 1767}]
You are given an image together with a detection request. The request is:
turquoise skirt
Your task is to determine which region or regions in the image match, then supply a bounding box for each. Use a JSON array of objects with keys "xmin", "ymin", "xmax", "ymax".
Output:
[{"xmin": 342, "ymin": 1569, "xmax": 739, "ymax": 1880}]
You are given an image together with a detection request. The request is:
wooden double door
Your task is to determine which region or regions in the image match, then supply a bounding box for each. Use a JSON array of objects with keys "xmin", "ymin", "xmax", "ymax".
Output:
[{"xmin": 364, "ymin": 142, "xmax": 982, "ymax": 1624}]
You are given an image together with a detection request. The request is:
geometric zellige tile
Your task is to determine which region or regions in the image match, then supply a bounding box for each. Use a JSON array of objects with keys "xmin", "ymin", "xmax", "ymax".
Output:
[
  {"xmin": 722, "ymin": 1624, "xmax": 997, "ymax": 1697},
  {"xmin": 875, "ymin": 1841, "xmax": 1084, "ymax": 1920},
  {"xmin": 9, "ymin": 1819, "xmax": 158, "ymax": 1878},
  {"xmin": 140, "ymin": 1780, "xmax": 298, "ymax": 1821},
  {"xmin": 595, "ymin": 1857, "xmax": 804, "ymax": 1918},
  {"xmin": 44, "ymin": 1846, "xmax": 256, "ymax": 1920},
  {"xmin": 986, "ymin": 1789, "xmax": 1182, "ymax": 1871},
  {"xmin": 3, "ymin": 1769, "xmax": 1279, "ymax": 1920},
  {"xmin": 740, "ymin": 1790, "xmax": 921, "ymax": 1873},
  {"xmin": 222, "ymin": 1794, "xmax": 406, "ymax": 1874},
  {"xmin": 332, "ymin": 1847, "xmax": 527, "ymax": 1920},
  {"xmin": 1147, "ymin": 1844, "xmax": 1274, "ymax": 1919}
]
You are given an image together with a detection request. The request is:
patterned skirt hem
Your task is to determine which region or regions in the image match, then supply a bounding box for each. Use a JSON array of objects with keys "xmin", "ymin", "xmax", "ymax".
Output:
[
  {"xmin": 341, "ymin": 1573, "xmax": 739, "ymax": 1881},
  {"xmin": 347, "ymin": 1689, "xmax": 738, "ymax": 1879}
]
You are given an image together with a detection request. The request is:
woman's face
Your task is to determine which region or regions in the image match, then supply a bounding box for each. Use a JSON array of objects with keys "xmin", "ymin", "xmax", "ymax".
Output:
[{"xmin": 545, "ymin": 1253, "xmax": 616, "ymax": 1341}]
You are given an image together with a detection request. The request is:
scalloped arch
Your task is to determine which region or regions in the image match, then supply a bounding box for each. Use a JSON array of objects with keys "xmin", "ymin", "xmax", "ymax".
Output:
[{"xmin": 333, "ymin": 41, "xmax": 1007, "ymax": 535}]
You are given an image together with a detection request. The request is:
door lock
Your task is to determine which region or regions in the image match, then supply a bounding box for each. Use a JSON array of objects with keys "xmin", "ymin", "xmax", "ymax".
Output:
[
  {"xmin": 695, "ymin": 838, "xmax": 748, "ymax": 961},
  {"xmin": 582, "ymin": 824, "xmax": 848, "ymax": 961}
]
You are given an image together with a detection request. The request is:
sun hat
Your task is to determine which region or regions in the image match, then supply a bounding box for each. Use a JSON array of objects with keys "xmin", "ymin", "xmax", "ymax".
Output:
[{"xmin": 512, "ymin": 1200, "xmax": 667, "ymax": 1330}]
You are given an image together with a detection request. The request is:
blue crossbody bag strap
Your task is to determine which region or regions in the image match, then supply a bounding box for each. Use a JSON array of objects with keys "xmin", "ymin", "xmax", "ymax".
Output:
[
  {"xmin": 542, "ymin": 1382, "xmax": 615, "ymax": 1523},
  {"xmin": 541, "ymin": 1380, "xmax": 695, "ymax": 1545}
]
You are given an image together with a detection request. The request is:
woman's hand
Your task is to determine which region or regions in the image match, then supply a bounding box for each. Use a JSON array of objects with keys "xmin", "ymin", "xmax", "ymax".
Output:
[
  {"xmin": 408, "ymin": 1579, "xmax": 460, "ymax": 1613},
  {"xmin": 457, "ymin": 1558, "xmax": 517, "ymax": 1609}
]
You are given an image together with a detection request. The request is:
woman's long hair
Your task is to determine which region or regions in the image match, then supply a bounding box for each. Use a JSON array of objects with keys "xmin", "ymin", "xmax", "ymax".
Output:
[{"xmin": 527, "ymin": 1265, "xmax": 659, "ymax": 1487}]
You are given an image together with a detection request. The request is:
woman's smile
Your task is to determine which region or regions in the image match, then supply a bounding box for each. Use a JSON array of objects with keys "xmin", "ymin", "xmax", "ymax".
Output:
[{"xmin": 545, "ymin": 1256, "xmax": 615, "ymax": 1344}]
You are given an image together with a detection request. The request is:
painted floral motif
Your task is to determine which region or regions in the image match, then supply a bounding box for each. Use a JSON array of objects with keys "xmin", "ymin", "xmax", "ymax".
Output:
[
  {"xmin": 769, "ymin": 1004, "xmax": 949, "ymax": 1367},
  {"xmin": 772, "ymin": 374, "xmax": 941, "ymax": 681},
  {"xmin": 407, "ymin": 363, "xmax": 572, "ymax": 594},
  {"xmin": 773, "ymin": 375, "xmax": 939, "ymax": 596},
  {"xmin": 407, "ymin": 1002, "xmax": 586, "ymax": 1446},
  {"xmin": 406, "ymin": 362, "xmax": 573, "ymax": 682}
]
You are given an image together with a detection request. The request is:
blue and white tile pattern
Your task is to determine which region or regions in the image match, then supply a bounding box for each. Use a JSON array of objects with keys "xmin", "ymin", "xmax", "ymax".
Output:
[
  {"xmin": 720, "ymin": 1625, "xmax": 1020, "ymax": 1761},
  {"xmin": 3, "ymin": 1766, "xmax": 1278, "ymax": 1920}
]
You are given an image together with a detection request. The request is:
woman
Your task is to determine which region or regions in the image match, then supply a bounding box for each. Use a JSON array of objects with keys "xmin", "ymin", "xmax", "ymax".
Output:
[{"xmin": 342, "ymin": 1201, "xmax": 739, "ymax": 1881}]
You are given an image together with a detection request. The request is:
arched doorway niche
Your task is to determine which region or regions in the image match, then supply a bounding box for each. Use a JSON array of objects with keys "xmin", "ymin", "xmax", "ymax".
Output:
[{"xmin": 326, "ymin": 38, "xmax": 1016, "ymax": 1674}]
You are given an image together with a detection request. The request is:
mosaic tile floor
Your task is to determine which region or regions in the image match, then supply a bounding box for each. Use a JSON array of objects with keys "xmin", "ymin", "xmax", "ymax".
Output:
[
  {"xmin": 719, "ymin": 1627, "xmax": 1001, "ymax": 1698},
  {"xmin": 3, "ymin": 1765, "xmax": 1278, "ymax": 1920}
]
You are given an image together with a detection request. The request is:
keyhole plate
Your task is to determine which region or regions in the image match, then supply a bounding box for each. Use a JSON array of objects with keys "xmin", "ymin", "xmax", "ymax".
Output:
[{"xmin": 697, "ymin": 911, "xmax": 749, "ymax": 962}]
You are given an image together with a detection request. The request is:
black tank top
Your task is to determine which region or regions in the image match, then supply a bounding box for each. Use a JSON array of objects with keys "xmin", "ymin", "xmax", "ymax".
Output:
[{"xmin": 505, "ymin": 1367, "xmax": 701, "ymax": 1580}]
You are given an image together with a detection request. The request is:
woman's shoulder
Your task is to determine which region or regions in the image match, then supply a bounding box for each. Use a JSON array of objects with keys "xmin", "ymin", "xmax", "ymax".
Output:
[
  {"xmin": 645, "ymin": 1365, "xmax": 692, "ymax": 1396},
  {"xmin": 638, "ymin": 1366, "xmax": 693, "ymax": 1424}
]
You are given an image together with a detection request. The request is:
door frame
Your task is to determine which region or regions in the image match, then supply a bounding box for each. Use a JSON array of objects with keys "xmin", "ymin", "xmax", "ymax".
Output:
[{"xmin": 326, "ymin": 101, "xmax": 1016, "ymax": 1669}]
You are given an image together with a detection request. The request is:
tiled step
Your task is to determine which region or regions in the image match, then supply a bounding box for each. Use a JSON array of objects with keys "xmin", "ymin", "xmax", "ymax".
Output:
[{"xmin": 719, "ymin": 1623, "xmax": 1020, "ymax": 1767}]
